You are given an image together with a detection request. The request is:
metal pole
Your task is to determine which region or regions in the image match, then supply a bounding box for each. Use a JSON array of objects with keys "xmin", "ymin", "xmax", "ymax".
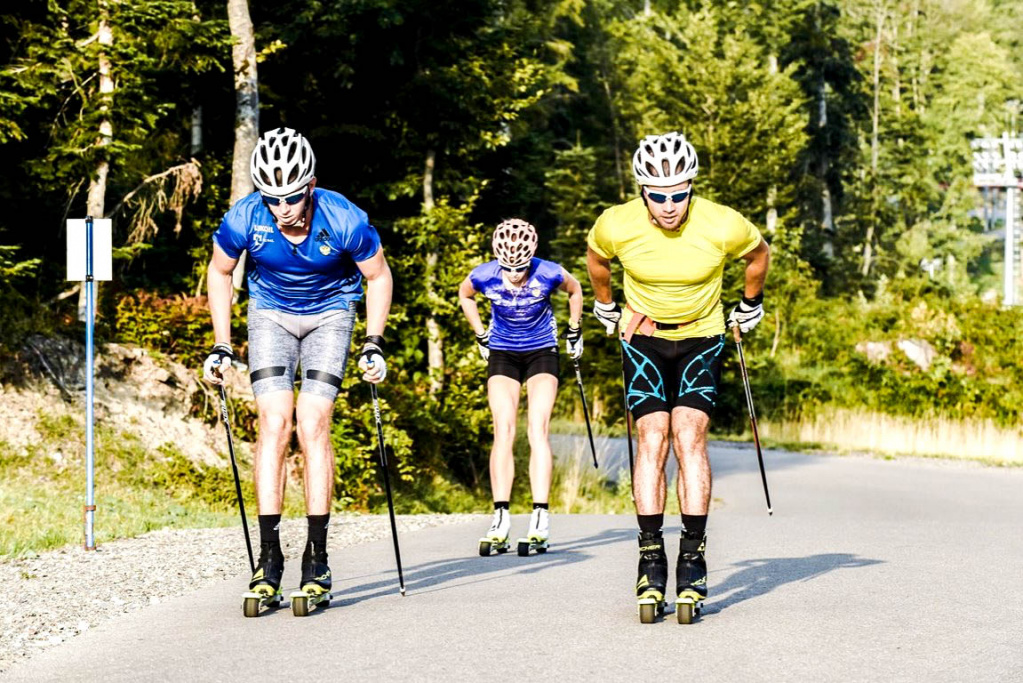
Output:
[
  {"xmin": 1006, "ymin": 186, "xmax": 1016, "ymax": 306},
  {"xmin": 371, "ymin": 385, "xmax": 406, "ymax": 596},
  {"xmin": 732, "ymin": 326, "xmax": 773, "ymax": 515},
  {"xmin": 84, "ymin": 216, "xmax": 96, "ymax": 550},
  {"xmin": 571, "ymin": 359, "xmax": 599, "ymax": 469},
  {"xmin": 218, "ymin": 385, "xmax": 254, "ymax": 573}
]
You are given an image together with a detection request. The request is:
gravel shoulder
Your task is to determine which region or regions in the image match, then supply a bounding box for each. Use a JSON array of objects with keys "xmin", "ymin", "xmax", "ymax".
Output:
[{"xmin": 3, "ymin": 513, "xmax": 476, "ymax": 673}]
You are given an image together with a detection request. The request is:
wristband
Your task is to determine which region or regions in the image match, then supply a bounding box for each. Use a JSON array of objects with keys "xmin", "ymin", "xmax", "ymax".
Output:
[
  {"xmin": 741, "ymin": 292, "xmax": 764, "ymax": 307},
  {"xmin": 364, "ymin": 335, "xmax": 385, "ymax": 349}
]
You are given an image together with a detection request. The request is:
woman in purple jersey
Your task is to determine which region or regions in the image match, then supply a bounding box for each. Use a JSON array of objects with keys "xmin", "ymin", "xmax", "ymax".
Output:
[{"xmin": 457, "ymin": 219, "xmax": 584, "ymax": 556}]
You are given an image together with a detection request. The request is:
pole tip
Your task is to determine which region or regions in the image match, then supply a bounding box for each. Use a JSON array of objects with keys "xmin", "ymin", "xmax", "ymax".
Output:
[
  {"xmin": 400, "ymin": 587, "xmax": 407, "ymax": 597},
  {"xmin": 768, "ymin": 508, "xmax": 774, "ymax": 516}
]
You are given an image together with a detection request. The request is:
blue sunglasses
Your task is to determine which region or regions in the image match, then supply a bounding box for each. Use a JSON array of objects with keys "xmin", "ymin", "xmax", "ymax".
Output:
[
  {"xmin": 262, "ymin": 187, "xmax": 309, "ymax": 206},
  {"xmin": 645, "ymin": 188, "xmax": 691, "ymax": 204}
]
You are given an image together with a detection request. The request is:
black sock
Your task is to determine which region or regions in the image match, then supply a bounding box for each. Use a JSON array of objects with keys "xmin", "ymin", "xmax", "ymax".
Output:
[
  {"xmin": 307, "ymin": 514, "xmax": 330, "ymax": 547},
  {"xmin": 637, "ymin": 513, "xmax": 664, "ymax": 535},
  {"xmin": 681, "ymin": 514, "xmax": 708, "ymax": 538},
  {"xmin": 258, "ymin": 514, "xmax": 282, "ymax": 546},
  {"xmin": 494, "ymin": 501, "xmax": 510, "ymax": 511},
  {"xmin": 532, "ymin": 502, "xmax": 549, "ymax": 510}
]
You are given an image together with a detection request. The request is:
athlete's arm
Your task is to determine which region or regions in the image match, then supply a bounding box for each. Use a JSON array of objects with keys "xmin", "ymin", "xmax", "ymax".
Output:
[
  {"xmin": 740, "ymin": 238, "xmax": 770, "ymax": 298},
  {"xmin": 586, "ymin": 247, "xmax": 614, "ymax": 304},
  {"xmin": 207, "ymin": 244, "xmax": 239, "ymax": 346},
  {"xmin": 457, "ymin": 277, "xmax": 486, "ymax": 335},
  {"xmin": 558, "ymin": 269, "xmax": 584, "ymax": 327},
  {"xmin": 357, "ymin": 247, "xmax": 392, "ymax": 338}
]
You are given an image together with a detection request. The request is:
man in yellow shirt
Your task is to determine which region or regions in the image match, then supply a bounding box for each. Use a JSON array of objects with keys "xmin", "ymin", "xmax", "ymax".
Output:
[{"xmin": 586, "ymin": 131, "xmax": 770, "ymax": 623}]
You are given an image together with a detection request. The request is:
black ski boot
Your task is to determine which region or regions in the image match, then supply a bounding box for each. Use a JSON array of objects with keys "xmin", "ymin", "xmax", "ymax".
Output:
[
  {"xmin": 290, "ymin": 541, "xmax": 333, "ymax": 617},
  {"xmin": 636, "ymin": 531, "xmax": 668, "ymax": 624},
  {"xmin": 675, "ymin": 530, "xmax": 707, "ymax": 624},
  {"xmin": 242, "ymin": 542, "xmax": 284, "ymax": 617}
]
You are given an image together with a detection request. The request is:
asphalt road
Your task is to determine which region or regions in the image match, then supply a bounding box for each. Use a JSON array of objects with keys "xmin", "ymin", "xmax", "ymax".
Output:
[{"xmin": 6, "ymin": 444, "xmax": 1023, "ymax": 682}]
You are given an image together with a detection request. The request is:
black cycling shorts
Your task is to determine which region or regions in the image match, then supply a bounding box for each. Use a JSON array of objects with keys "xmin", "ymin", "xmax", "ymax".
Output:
[
  {"xmin": 488, "ymin": 347, "xmax": 560, "ymax": 383},
  {"xmin": 623, "ymin": 334, "xmax": 725, "ymax": 420}
]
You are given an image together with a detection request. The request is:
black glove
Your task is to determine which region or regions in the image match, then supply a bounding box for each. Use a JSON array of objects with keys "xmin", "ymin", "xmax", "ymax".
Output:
[{"xmin": 727, "ymin": 292, "xmax": 765, "ymax": 333}]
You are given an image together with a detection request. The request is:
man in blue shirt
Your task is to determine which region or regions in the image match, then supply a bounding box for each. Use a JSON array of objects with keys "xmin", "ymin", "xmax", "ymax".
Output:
[{"xmin": 202, "ymin": 127, "xmax": 392, "ymax": 608}]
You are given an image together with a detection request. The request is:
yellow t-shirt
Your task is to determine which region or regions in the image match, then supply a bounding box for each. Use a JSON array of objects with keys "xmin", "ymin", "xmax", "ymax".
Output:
[{"xmin": 586, "ymin": 196, "xmax": 762, "ymax": 339}]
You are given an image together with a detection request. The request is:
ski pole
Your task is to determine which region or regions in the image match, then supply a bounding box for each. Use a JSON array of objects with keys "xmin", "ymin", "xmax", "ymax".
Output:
[
  {"xmin": 370, "ymin": 384, "xmax": 406, "ymax": 596},
  {"xmin": 731, "ymin": 326, "xmax": 773, "ymax": 516},
  {"xmin": 619, "ymin": 336, "xmax": 635, "ymax": 484},
  {"xmin": 218, "ymin": 384, "xmax": 255, "ymax": 572},
  {"xmin": 572, "ymin": 359, "xmax": 599, "ymax": 469}
]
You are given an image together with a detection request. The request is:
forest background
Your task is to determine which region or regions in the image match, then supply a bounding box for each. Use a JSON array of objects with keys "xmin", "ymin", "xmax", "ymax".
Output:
[{"xmin": 2, "ymin": 0, "xmax": 1023, "ymax": 536}]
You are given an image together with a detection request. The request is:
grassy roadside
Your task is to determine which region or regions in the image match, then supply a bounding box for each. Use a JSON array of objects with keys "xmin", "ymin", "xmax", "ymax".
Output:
[{"xmin": 0, "ymin": 412, "xmax": 307, "ymax": 560}]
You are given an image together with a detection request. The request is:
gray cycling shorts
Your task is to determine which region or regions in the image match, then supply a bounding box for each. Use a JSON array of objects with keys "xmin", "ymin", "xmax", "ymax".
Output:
[{"xmin": 247, "ymin": 306, "xmax": 357, "ymax": 401}]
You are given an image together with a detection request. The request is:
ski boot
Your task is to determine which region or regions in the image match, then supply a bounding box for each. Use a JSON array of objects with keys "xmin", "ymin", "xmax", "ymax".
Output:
[
  {"xmin": 242, "ymin": 543, "xmax": 284, "ymax": 617},
  {"xmin": 636, "ymin": 531, "xmax": 668, "ymax": 624},
  {"xmin": 516, "ymin": 507, "xmax": 550, "ymax": 556},
  {"xmin": 675, "ymin": 531, "xmax": 707, "ymax": 624},
  {"xmin": 478, "ymin": 508, "xmax": 512, "ymax": 556},
  {"xmin": 290, "ymin": 541, "xmax": 332, "ymax": 617}
]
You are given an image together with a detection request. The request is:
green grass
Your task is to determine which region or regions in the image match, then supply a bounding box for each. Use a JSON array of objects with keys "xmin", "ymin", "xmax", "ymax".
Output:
[{"xmin": 0, "ymin": 411, "xmax": 308, "ymax": 560}]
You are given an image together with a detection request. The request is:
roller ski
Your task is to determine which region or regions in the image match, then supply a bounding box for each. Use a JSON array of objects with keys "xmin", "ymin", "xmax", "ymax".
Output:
[
  {"xmin": 478, "ymin": 508, "xmax": 511, "ymax": 556},
  {"xmin": 290, "ymin": 541, "xmax": 332, "ymax": 617},
  {"xmin": 675, "ymin": 531, "xmax": 707, "ymax": 624},
  {"xmin": 242, "ymin": 543, "xmax": 284, "ymax": 618},
  {"xmin": 636, "ymin": 531, "xmax": 668, "ymax": 623},
  {"xmin": 516, "ymin": 507, "xmax": 550, "ymax": 556}
]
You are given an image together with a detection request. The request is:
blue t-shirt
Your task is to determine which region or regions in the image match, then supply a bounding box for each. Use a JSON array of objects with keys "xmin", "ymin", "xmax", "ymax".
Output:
[
  {"xmin": 470, "ymin": 258, "xmax": 565, "ymax": 352},
  {"xmin": 212, "ymin": 189, "xmax": 381, "ymax": 315}
]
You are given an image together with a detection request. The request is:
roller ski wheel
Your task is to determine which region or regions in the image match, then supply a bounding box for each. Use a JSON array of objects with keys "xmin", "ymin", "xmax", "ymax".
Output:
[
  {"xmin": 675, "ymin": 594, "xmax": 703, "ymax": 625},
  {"xmin": 289, "ymin": 586, "xmax": 332, "ymax": 617},
  {"xmin": 478, "ymin": 537, "xmax": 511, "ymax": 556},
  {"xmin": 635, "ymin": 531, "xmax": 668, "ymax": 624},
  {"xmin": 516, "ymin": 536, "xmax": 549, "ymax": 556},
  {"xmin": 242, "ymin": 586, "xmax": 283, "ymax": 618}
]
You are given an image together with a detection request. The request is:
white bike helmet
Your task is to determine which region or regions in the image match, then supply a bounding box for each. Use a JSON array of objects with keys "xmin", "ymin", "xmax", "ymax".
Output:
[
  {"xmin": 250, "ymin": 127, "xmax": 316, "ymax": 196},
  {"xmin": 632, "ymin": 132, "xmax": 698, "ymax": 187},
  {"xmin": 492, "ymin": 219, "xmax": 538, "ymax": 269}
]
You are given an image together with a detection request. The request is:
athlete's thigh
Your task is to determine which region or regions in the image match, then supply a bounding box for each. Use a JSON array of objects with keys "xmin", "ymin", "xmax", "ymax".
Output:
[
  {"xmin": 524, "ymin": 371, "xmax": 558, "ymax": 422},
  {"xmin": 248, "ymin": 307, "xmax": 299, "ymax": 397},
  {"xmin": 487, "ymin": 374, "xmax": 522, "ymax": 425},
  {"xmin": 623, "ymin": 335, "xmax": 672, "ymax": 421},
  {"xmin": 297, "ymin": 308, "xmax": 357, "ymax": 402},
  {"xmin": 672, "ymin": 335, "xmax": 725, "ymax": 416}
]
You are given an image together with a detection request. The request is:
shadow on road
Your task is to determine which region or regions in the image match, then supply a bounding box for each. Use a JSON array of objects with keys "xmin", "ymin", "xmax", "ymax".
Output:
[
  {"xmin": 337, "ymin": 526, "xmax": 636, "ymax": 606},
  {"xmin": 704, "ymin": 553, "xmax": 883, "ymax": 615}
]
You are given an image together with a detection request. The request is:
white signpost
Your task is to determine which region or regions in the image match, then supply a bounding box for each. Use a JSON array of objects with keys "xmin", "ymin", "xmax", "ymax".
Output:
[
  {"xmin": 66, "ymin": 217, "xmax": 113, "ymax": 550},
  {"xmin": 972, "ymin": 134, "xmax": 1022, "ymax": 305}
]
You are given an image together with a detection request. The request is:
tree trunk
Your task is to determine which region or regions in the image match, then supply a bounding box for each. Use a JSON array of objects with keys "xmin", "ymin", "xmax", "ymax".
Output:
[
  {"xmin": 191, "ymin": 106, "xmax": 203, "ymax": 156},
  {"xmin": 79, "ymin": 1, "xmax": 113, "ymax": 321},
  {"xmin": 765, "ymin": 54, "xmax": 778, "ymax": 234},
  {"xmin": 862, "ymin": 2, "xmax": 885, "ymax": 278},
  {"xmin": 227, "ymin": 0, "xmax": 259, "ymax": 293},
  {"xmin": 423, "ymin": 149, "xmax": 444, "ymax": 395}
]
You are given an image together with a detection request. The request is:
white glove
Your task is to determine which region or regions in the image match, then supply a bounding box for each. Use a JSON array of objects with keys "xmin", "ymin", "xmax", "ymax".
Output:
[
  {"xmin": 202, "ymin": 343, "xmax": 234, "ymax": 384},
  {"xmin": 727, "ymin": 295, "xmax": 765, "ymax": 334},
  {"xmin": 593, "ymin": 300, "xmax": 622, "ymax": 336},
  {"xmin": 475, "ymin": 330, "xmax": 491, "ymax": 361},
  {"xmin": 566, "ymin": 324, "xmax": 583, "ymax": 360},
  {"xmin": 358, "ymin": 336, "xmax": 387, "ymax": 383}
]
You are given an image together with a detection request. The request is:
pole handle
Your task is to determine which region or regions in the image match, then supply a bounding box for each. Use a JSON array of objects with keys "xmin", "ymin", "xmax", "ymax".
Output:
[{"xmin": 731, "ymin": 324, "xmax": 741, "ymax": 343}]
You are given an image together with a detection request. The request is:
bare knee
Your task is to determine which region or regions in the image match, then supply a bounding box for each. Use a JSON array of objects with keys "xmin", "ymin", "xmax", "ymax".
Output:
[
  {"xmin": 295, "ymin": 407, "xmax": 331, "ymax": 447},
  {"xmin": 259, "ymin": 410, "xmax": 292, "ymax": 443}
]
